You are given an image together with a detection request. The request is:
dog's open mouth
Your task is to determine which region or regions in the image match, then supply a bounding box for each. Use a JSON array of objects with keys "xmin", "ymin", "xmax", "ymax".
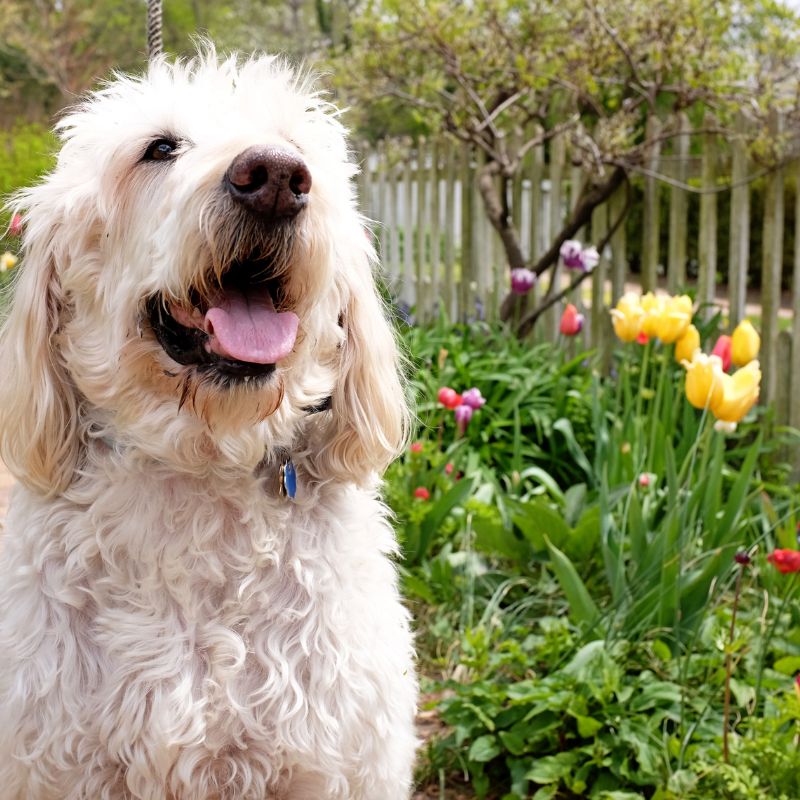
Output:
[{"xmin": 146, "ymin": 257, "xmax": 299, "ymax": 380}]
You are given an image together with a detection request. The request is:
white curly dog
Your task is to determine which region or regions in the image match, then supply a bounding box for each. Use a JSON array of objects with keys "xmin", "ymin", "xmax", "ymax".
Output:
[{"xmin": 0, "ymin": 49, "xmax": 417, "ymax": 800}]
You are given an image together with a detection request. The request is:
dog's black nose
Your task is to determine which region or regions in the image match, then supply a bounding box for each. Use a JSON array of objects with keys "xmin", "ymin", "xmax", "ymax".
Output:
[{"xmin": 225, "ymin": 146, "xmax": 312, "ymax": 219}]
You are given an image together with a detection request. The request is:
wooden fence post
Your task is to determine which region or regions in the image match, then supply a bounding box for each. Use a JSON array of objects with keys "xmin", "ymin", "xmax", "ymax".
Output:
[
  {"xmin": 591, "ymin": 201, "xmax": 610, "ymax": 364},
  {"xmin": 385, "ymin": 142, "xmax": 400, "ymax": 286},
  {"xmin": 728, "ymin": 117, "xmax": 750, "ymax": 326},
  {"xmin": 401, "ymin": 136, "xmax": 414, "ymax": 307},
  {"xmin": 460, "ymin": 146, "xmax": 475, "ymax": 321},
  {"xmin": 376, "ymin": 139, "xmax": 388, "ymax": 266},
  {"xmin": 609, "ymin": 186, "xmax": 627, "ymax": 304},
  {"xmin": 697, "ymin": 113, "xmax": 718, "ymax": 318},
  {"xmin": 761, "ymin": 111, "xmax": 785, "ymax": 406},
  {"xmin": 791, "ymin": 158, "xmax": 800, "ymax": 476},
  {"xmin": 528, "ymin": 128, "xmax": 544, "ymax": 261},
  {"xmin": 430, "ymin": 139, "xmax": 441, "ymax": 321},
  {"xmin": 443, "ymin": 141, "xmax": 456, "ymax": 320},
  {"xmin": 415, "ymin": 137, "xmax": 428, "ymax": 322},
  {"xmin": 667, "ymin": 113, "xmax": 690, "ymax": 292},
  {"xmin": 642, "ymin": 116, "xmax": 662, "ymax": 292}
]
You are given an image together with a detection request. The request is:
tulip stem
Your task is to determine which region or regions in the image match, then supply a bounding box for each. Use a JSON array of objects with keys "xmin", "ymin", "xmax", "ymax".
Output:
[
  {"xmin": 647, "ymin": 349, "xmax": 669, "ymax": 472},
  {"xmin": 634, "ymin": 340, "xmax": 651, "ymax": 469},
  {"xmin": 722, "ymin": 561, "xmax": 746, "ymax": 763}
]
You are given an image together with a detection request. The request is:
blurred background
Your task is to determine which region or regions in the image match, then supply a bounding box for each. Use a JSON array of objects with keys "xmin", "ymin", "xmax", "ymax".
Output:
[{"xmin": 5, "ymin": 3, "xmax": 800, "ymax": 799}]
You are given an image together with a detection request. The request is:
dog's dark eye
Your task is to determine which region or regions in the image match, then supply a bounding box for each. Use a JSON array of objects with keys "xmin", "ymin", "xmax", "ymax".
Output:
[{"xmin": 142, "ymin": 138, "xmax": 179, "ymax": 162}]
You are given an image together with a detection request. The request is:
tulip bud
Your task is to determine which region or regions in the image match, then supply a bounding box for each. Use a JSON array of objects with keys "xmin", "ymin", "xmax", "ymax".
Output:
[
  {"xmin": 8, "ymin": 213, "xmax": 22, "ymax": 237},
  {"xmin": 674, "ymin": 324, "xmax": 700, "ymax": 364},
  {"xmin": 559, "ymin": 303, "xmax": 584, "ymax": 336},
  {"xmin": 437, "ymin": 387, "xmax": 462, "ymax": 410},
  {"xmin": 731, "ymin": 320, "xmax": 760, "ymax": 367},
  {"xmin": 579, "ymin": 246, "xmax": 599, "ymax": 271},
  {"xmin": 461, "ymin": 387, "xmax": 486, "ymax": 409},
  {"xmin": 684, "ymin": 353, "xmax": 725, "ymax": 410},
  {"xmin": 610, "ymin": 293, "xmax": 644, "ymax": 343},
  {"xmin": 711, "ymin": 335, "xmax": 732, "ymax": 372},
  {"xmin": 710, "ymin": 361, "xmax": 760, "ymax": 424},
  {"xmin": 454, "ymin": 404, "xmax": 473, "ymax": 434},
  {"xmin": 559, "ymin": 240, "xmax": 584, "ymax": 269},
  {"xmin": 655, "ymin": 295, "xmax": 693, "ymax": 344},
  {"xmin": 510, "ymin": 268, "xmax": 536, "ymax": 295}
]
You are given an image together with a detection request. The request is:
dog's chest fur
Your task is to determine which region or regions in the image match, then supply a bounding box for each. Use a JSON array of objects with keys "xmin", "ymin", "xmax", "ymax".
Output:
[{"xmin": 1, "ymin": 455, "xmax": 414, "ymax": 796}]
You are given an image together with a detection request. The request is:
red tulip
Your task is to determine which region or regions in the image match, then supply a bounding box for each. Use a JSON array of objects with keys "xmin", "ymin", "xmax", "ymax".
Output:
[
  {"xmin": 437, "ymin": 387, "xmax": 462, "ymax": 410},
  {"xmin": 712, "ymin": 335, "xmax": 733, "ymax": 372},
  {"xmin": 559, "ymin": 304, "xmax": 584, "ymax": 336},
  {"xmin": 410, "ymin": 442, "xmax": 423, "ymax": 454},
  {"xmin": 444, "ymin": 462, "xmax": 454, "ymax": 475},
  {"xmin": 767, "ymin": 549, "xmax": 800, "ymax": 574},
  {"xmin": 413, "ymin": 487, "xmax": 430, "ymax": 501},
  {"xmin": 637, "ymin": 331, "xmax": 649, "ymax": 345}
]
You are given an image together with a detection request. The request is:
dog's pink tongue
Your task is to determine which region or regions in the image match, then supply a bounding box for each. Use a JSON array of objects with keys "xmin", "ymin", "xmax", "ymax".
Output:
[{"xmin": 204, "ymin": 289, "xmax": 298, "ymax": 364}]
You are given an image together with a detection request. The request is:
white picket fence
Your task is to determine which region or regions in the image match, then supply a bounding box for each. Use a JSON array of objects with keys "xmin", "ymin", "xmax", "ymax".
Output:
[{"xmin": 357, "ymin": 118, "xmax": 800, "ymax": 434}]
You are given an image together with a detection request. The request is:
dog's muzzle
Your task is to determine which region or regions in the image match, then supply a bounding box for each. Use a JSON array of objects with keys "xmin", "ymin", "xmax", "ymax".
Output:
[
  {"xmin": 224, "ymin": 146, "xmax": 311, "ymax": 219},
  {"xmin": 145, "ymin": 147, "xmax": 312, "ymax": 385}
]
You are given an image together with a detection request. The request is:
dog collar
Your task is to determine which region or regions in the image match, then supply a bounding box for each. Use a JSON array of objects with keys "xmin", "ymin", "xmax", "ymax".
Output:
[
  {"xmin": 273, "ymin": 394, "xmax": 332, "ymax": 501},
  {"xmin": 278, "ymin": 458, "xmax": 297, "ymax": 499}
]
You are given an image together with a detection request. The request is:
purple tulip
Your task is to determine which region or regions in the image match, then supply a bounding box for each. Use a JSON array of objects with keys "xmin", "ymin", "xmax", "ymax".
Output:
[
  {"xmin": 580, "ymin": 246, "xmax": 599, "ymax": 271},
  {"xmin": 510, "ymin": 268, "xmax": 536, "ymax": 295},
  {"xmin": 559, "ymin": 240, "xmax": 584, "ymax": 269},
  {"xmin": 454, "ymin": 404, "xmax": 474, "ymax": 434},
  {"xmin": 461, "ymin": 387, "xmax": 486, "ymax": 410}
]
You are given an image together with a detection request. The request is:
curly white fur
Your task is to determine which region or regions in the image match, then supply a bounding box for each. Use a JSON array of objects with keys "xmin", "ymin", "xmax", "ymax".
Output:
[{"xmin": 0, "ymin": 48, "xmax": 417, "ymax": 800}]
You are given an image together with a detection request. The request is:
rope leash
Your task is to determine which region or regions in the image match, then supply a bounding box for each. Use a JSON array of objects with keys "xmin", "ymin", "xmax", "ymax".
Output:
[{"xmin": 147, "ymin": 0, "xmax": 163, "ymax": 60}]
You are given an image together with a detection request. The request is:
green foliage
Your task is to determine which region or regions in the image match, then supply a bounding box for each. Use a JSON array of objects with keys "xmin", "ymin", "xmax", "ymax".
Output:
[
  {"xmin": 338, "ymin": 0, "xmax": 800, "ymax": 159},
  {"xmin": 0, "ymin": 123, "xmax": 57, "ymax": 201},
  {"xmin": 393, "ymin": 320, "xmax": 800, "ymax": 798}
]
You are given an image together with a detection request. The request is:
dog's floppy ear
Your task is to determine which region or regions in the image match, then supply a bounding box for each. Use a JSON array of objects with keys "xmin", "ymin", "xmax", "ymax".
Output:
[
  {"xmin": 0, "ymin": 208, "xmax": 81, "ymax": 496},
  {"xmin": 320, "ymin": 245, "xmax": 410, "ymax": 485}
]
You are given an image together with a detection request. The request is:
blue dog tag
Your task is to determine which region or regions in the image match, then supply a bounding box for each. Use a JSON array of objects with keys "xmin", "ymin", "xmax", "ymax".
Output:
[{"xmin": 280, "ymin": 459, "xmax": 297, "ymax": 500}]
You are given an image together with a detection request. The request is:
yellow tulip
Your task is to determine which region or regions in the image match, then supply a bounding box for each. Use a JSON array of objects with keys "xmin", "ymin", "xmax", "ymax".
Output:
[
  {"xmin": 610, "ymin": 293, "xmax": 644, "ymax": 342},
  {"xmin": 654, "ymin": 294, "xmax": 693, "ymax": 344},
  {"xmin": 640, "ymin": 292, "xmax": 665, "ymax": 338},
  {"xmin": 683, "ymin": 352, "xmax": 725, "ymax": 410},
  {"xmin": 731, "ymin": 320, "xmax": 760, "ymax": 367},
  {"xmin": 0, "ymin": 252, "xmax": 17, "ymax": 272},
  {"xmin": 674, "ymin": 324, "xmax": 700, "ymax": 364},
  {"xmin": 710, "ymin": 361, "xmax": 761, "ymax": 423}
]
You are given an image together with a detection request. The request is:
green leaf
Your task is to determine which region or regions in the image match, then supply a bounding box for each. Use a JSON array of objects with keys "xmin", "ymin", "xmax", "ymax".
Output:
[
  {"xmin": 412, "ymin": 476, "xmax": 474, "ymax": 563},
  {"xmin": 553, "ymin": 418, "xmax": 595, "ymax": 483},
  {"xmin": 545, "ymin": 537, "xmax": 601, "ymax": 627},
  {"xmin": 401, "ymin": 572, "xmax": 435, "ymax": 603},
  {"xmin": 468, "ymin": 734, "xmax": 500, "ymax": 763},
  {"xmin": 773, "ymin": 655, "xmax": 800, "ymax": 675},
  {"xmin": 564, "ymin": 483, "xmax": 588, "ymax": 526},
  {"xmin": 499, "ymin": 728, "xmax": 529, "ymax": 756},
  {"xmin": 525, "ymin": 752, "xmax": 579, "ymax": 784},
  {"xmin": 569, "ymin": 505, "xmax": 601, "ymax": 561},
  {"xmin": 571, "ymin": 712, "xmax": 604, "ymax": 737},
  {"xmin": 513, "ymin": 500, "xmax": 571, "ymax": 551}
]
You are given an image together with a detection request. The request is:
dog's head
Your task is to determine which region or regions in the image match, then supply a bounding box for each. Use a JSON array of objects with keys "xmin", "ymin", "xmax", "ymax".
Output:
[{"xmin": 0, "ymin": 49, "xmax": 408, "ymax": 494}]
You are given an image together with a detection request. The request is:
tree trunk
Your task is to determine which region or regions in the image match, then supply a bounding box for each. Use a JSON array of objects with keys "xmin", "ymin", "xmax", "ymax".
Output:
[{"xmin": 476, "ymin": 164, "xmax": 527, "ymax": 272}]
